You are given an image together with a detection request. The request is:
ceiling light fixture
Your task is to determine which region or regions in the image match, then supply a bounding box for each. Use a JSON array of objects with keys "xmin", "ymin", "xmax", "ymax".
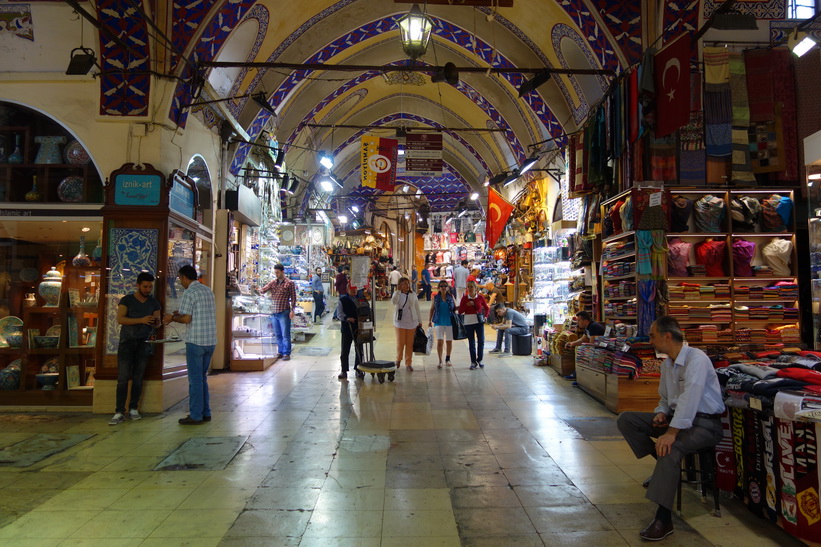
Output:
[
  {"xmin": 338, "ymin": 215, "xmax": 348, "ymax": 224},
  {"xmin": 352, "ymin": 205, "xmax": 360, "ymax": 213},
  {"xmin": 274, "ymin": 149, "xmax": 285, "ymax": 170},
  {"xmin": 251, "ymin": 92, "xmax": 277, "ymax": 115},
  {"xmin": 503, "ymin": 172, "xmax": 520, "ymax": 187},
  {"xmin": 518, "ymin": 154, "xmax": 540, "ymax": 176},
  {"xmin": 66, "ymin": 47, "xmax": 97, "ymax": 75},
  {"xmin": 319, "ymin": 176, "xmax": 334, "ymax": 193},
  {"xmin": 402, "ymin": 185, "xmax": 409, "ymax": 193},
  {"xmin": 470, "ymin": 192, "xmax": 479, "ymax": 200},
  {"xmin": 319, "ymin": 152, "xmax": 334, "ymax": 169},
  {"xmin": 790, "ymin": 28, "xmax": 818, "ymax": 56},
  {"xmin": 518, "ymin": 69, "xmax": 552, "ymax": 98},
  {"xmin": 397, "ymin": 3, "xmax": 434, "ymax": 60},
  {"xmin": 488, "ymin": 173, "xmax": 508, "ymax": 186},
  {"xmin": 431, "ymin": 62, "xmax": 460, "ymax": 85}
]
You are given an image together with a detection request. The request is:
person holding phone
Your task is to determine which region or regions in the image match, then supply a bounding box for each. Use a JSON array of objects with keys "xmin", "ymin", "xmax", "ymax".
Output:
[
  {"xmin": 109, "ymin": 272, "xmax": 161, "ymax": 425},
  {"xmin": 391, "ymin": 277, "xmax": 422, "ymax": 371}
]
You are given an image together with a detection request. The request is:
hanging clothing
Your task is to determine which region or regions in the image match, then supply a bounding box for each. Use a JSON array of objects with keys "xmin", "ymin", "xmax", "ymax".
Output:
[
  {"xmin": 732, "ymin": 239, "xmax": 756, "ymax": 277},
  {"xmin": 670, "ymin": 195, "xmax": 693, "ymax": 232},
  {"xmin": 762, "ymin": 238, "xmax": 793, "ymax": 276},
  {"xmin": 638, "ymin": 280, "xmax": 657, "ymax": 337},
  {"xmin": 651, "ymin": 231, "xmax": 668, "ymax": 278},
  {"xmin": 694, "ymin": 195, "xmax": 726, "ymax": 233},
  {"xmin": 636, "ymin": 230, "xmax": 654, "ymax": 275},
  {"xmin": 668, "ymin": 238, "xmax": 692, "ymax": 277},
  {"xmin": 620, "ymin": 196, "xmax": 633, "ymax": 232},
  {"xmin": 695, "ymin": 239, "xmax": 727, "ymax": 277},
  {"xmin": 730, "ymin": 196, "xmax": 762, "ymax": 232}
]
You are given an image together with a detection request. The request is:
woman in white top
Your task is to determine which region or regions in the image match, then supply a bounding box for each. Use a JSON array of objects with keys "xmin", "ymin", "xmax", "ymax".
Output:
[{"xmin": 391, "ymin": 277, "xmax": 422, "ymax": 371}]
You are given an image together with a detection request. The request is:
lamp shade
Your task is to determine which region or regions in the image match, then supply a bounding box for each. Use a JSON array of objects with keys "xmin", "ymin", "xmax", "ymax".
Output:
[{"xmin": 397, "ymin": 4, "xmax": 434, "ymax": 60}]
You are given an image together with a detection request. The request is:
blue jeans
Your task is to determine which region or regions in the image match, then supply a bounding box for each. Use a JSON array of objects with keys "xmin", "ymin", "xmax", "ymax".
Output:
[
  {"xmin": 494, "ymin": 325, "xmax": 529, "ymax": 352},
  {"xmin": 185, "ymin": 343, "xmax": 214, "ymax": 421},
  {"xmin": 313, "ymin": 291, "xmax": 325, "ymax": 320},
  {"xmin": 271, "ymin": 310, "xmax": 292, "ymax": 356},
  {"xmin": 465, "ymin": 322, "xmax": 485, "ymax": 364},
  {"xmin": 116, "ymin": 338, "xmax": 152, "ymax": 413}
]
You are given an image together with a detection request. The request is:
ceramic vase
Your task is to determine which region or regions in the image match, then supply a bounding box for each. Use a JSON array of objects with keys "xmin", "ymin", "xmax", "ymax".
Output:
[
  {"xmin": 7, "ymin": 134, "xmax": 22, "ymax": 164},
  {"xmin": 38, "ymin": 267, "xmax": 62, "ymax": 307},
  {"xmin": 72, "ymin": 236, "xmax": 92, "ymax": 267},
  {"xmin": 34, "ymin": 136, "xmax": 66, "ymax": 164},
  {"xmin": 24, "ymin": 176, "xmax": 42, "ymax": 202}
]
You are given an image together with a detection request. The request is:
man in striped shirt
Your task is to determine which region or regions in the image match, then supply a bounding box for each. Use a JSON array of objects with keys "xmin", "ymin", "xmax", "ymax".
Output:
[
  {"xmin": 260, "ymin": 263, "xmax": 297, "ymax": 361},
  {"xmin": 164, "ymin": 265, "xmax": 217, "ymax": 425}
]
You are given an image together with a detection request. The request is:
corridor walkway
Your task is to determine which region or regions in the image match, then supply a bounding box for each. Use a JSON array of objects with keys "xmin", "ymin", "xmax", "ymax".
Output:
[{"xmin": 0, "ymin": 302, "xmax": 805, "ymax": 546}]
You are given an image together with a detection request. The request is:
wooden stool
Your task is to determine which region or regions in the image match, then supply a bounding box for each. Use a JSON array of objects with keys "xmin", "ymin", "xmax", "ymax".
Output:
[{"xmin": 677, "ymin": 446, "xmax": 721, "ymax": 517}]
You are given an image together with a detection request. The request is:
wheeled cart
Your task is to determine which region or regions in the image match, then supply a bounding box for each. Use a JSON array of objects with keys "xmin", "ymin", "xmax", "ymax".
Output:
[{"xmin": 352, "ymin": 291, "xmax": 397, "ymax": 383}]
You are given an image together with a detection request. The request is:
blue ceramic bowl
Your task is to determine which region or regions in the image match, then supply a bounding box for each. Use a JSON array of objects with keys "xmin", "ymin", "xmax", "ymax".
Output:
[
  {"xmin": 5, "ymin": 334, "xmax": 22, "ymax": 348},
  {"xmin": 35, "ymin": 373, "xmax": 59, "ymax": 390},
  {"xmin": 34, "ymin": 336, "xmax": 59, "ymax": 348}
]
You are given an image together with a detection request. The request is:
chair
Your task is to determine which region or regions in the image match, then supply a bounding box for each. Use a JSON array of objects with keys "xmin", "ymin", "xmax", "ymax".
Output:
[{"xmin": 677, "ymin": 446, "xmax": 721, "ymax": 517}]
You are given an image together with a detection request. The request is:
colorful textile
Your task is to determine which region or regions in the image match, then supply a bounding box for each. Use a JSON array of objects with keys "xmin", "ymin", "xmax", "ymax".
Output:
[
  {"xmin": 694, "ymin": 195, "xmax": 726, "ymax": 232},
  {"xmin": 668, "ymin": 238, "xmax": 692, "ymax": 276},
  {"xmin": 636, "ymin": 230, "xmax": 654, "ymax": 275},
  {"xmin": 731, "ymin": 127, "xmax": 756, "ymax": 186},
  {"xmin": 728, "ymin": 52, "xmax": 750, "ymax": 127},
  {"xmin": 670, "ymin": 195, "xmax": 693, "ymax": 232},
  {"xmin": 695, "ymin": 239, "xmax": 726, "ymax": 277},
  {"xmin": 744, "ymin": 49, "xmax": 775, "ymax": 122},
  {"xmin": 761, "ymin": 238, "xmax": 793, "ymax": 277},
  {"xmin": 650, "ymin": 135, "xmax": 677, "ymax": 181},
  {"xmin": 704, "ymin": 47, "xmax": 730, "ymax": 86},
  {"xmin": 732, "ymin": 239, "xmax": 756, "ymax": 277}
]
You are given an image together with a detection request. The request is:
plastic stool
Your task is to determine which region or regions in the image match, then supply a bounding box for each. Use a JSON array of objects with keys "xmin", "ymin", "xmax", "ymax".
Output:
[
  {"xmin": 677, "ymin": 446, "xmax": 721, "ymax": 517},
  {"xmin": 512, "ymin": 333, "xmax": 532, "ymax": 355}
]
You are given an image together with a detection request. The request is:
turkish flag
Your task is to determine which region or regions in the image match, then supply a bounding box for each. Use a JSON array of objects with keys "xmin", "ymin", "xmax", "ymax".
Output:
[
  {"xmin": 654, "ymin": 35, "xmax": 691, "ymax": 137},
  {"xmin": 486, "ymin": 188, "xmax": 514, "ymax": 248}
]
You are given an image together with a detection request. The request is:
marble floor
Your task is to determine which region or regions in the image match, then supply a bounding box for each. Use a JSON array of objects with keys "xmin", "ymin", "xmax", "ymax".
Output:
[{"xmin": 0, "ymin": 302, "xmax": 808, "ymax": 546}]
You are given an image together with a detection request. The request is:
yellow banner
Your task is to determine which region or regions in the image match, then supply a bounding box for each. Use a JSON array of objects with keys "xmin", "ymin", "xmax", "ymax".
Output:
[{"xmin": 361, "ymin": 136, "xmax": 378, "ymax": 188}]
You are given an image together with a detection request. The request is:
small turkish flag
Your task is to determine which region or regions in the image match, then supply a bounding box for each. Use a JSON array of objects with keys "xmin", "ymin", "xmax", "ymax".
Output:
[
  {"xmin": 654, "ymin": 35, "xmax": 692, "ymax": 137},
  {"xmin": 486, "ymin": 188, "xmax": 514, "ymax": 248}
]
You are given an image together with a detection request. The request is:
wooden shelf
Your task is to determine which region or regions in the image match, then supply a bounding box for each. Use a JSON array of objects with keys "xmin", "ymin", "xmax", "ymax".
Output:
[
  {"xmin": 676, "ymin": 320, "xmax": 733, "ymax": 324},
  {"xmin": 668, "ymin": 299, "xmax": 730, "ymax": 303},
  {"xmin": 733, "ymin": 277, "xmax": 797, "ymax": 282},
  {"xmin": 602, "ymin": 230, "xmax": 635, "ymax": 244},
  {"xmin": 667, "ymin": 232, "xmax": 729, "ymax": 237},
  {"xmin": 605, "ymin": 315, "xmax": 637, "ymax": 320},
  {"xmin": 602, "ymin": 252, "xmax": 635, "ymax": 262},
  {"xmin": 603, "ymin": 274, "xmax": 636, "ymax": 281},
  {"xmin": 669, "ymin": 277, "xmax": 730, "ymax": 281},
  {"xmin": 602, "ymin": 296, "xmax": 636, "ymax": 301}
]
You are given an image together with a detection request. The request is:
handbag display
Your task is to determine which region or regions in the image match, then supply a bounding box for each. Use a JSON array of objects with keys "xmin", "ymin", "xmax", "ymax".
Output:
[{"xmin": 451, "ymin": 313, "xmax": 467, "ymax": 340}]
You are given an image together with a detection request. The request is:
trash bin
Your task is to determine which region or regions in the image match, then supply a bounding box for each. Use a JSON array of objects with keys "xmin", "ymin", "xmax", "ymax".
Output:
[{"xmin": 512, "ymin": 333, "xmax": 533, "ymax": 356}]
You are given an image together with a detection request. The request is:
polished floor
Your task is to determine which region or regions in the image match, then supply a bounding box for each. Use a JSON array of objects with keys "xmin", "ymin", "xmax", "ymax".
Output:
[{"xmin": 0, "ymin": 302, "xmax": 807, "ymax": 546}]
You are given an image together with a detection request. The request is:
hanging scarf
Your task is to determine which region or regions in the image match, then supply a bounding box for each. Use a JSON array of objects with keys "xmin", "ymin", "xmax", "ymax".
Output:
[
  {"xmin": 636, "ymin": 230, "xmax": 654, "ymax": 275},
  {"xmin": 650, "ymin": 230, "xmax": 669, "ymax": 278},
  {"xmin": 638, "ymin": 280, "xmax": 657, "ymax": 337}
]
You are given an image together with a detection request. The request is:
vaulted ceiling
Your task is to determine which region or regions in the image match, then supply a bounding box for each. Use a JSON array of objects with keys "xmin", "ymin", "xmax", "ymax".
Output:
[{"xmin": 93, "ymin": 0, "xmax": 658, "ymax": 211}]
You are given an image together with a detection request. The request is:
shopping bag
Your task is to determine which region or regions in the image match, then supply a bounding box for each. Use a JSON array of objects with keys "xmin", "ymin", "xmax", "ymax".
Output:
[
  {"xmin": 425, "ymin": 327, "xmax": 434, "ymax": 355},
  {"xmin": 413, "ymin": 326, "xmax": 428, "ymax": 354},
  {"xmin": 451, "ymin": 313, "xmax": 467, "ymax": 340}
]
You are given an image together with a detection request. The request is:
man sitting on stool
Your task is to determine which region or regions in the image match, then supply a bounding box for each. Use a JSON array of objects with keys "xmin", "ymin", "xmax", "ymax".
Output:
[
  {"xmin": 488, "ymin": 303, "xmax": 529, "ymax": 356},
  {"xmin": 616, "ymin": 316, "xmax": 725, "ymax": 541},
  {"xmin": 565, "ymin": 310, "xmax": 605, "ymax": 349}
]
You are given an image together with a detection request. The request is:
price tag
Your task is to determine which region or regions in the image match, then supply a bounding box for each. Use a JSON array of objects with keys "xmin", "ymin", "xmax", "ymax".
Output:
[
  {"xmin": 749, "ymin": 397, "xmax": 763, "ymax": 411},
  {"xmin": 361, "ymin": 322, "xmax": 373, "ymax": 330},
  {"xmin": 649, "ymin": 192, "xmax": 662, "ymax": 207},
  {"xmin": 604, "ymin": 325, "xmax": 612, "ymax": 337}
]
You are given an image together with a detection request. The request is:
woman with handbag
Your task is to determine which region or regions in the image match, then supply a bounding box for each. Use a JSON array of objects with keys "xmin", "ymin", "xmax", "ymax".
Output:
[
  {"xmin": 392, "ymin": 277, "xmax": 422, "ymax": 371},
  {"xmin": 428, "ymin": 280, "xmax": 456, "ymax": 368},
  {"xmin": 459, "ymin": 280, "xmax": 490, "ymax": 369}
]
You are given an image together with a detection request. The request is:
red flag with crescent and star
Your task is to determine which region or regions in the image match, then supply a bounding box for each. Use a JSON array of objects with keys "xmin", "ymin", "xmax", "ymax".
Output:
[
  {"xmin": 653, "ymin": 34, "xmax": 691, "ymax": 137},
  {"xmin": 486, "ymin": 187, "xmax": 514, "ymax": 248}
]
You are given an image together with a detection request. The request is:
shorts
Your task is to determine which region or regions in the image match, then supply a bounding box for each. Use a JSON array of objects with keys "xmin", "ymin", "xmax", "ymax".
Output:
[{"xmin": 434, "ymin": 325, "xmax": 453, "ymax": 341}]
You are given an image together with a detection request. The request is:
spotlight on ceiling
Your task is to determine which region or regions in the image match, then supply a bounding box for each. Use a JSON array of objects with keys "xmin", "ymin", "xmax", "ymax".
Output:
[
  {"xmin": 397, "ymin": 3, "xmax": 434, "ymax": 60},
  {"xmin": 251, "ymin": 92, "xmax": 276, "ymax": 115},
  {"xmin": 319, "ymin": 152, "xmax": 334, "ymax": 170},
  {"xmin": 790, "ymin": 28, "xmax": 818, "ymax": 57},
  {"xmin": 274, "ymin": 149, "xmax": 285, "ymax": 170},
  {"xmin": 338, "ymin": 215, "xmax": 349, "ymax": 224},
  {"xmin": 470, "ymin": 192, "xmax": 479, "ymax": 200},
  {"xmin": 402, "ymin": 185, "xmax": 410, "ymax": 193},
  {"xmin": 431, "ymin": 62, "xmax": 459, "ymax": 85},
  {"xmin": 711, "ymin": 11, "xmax": 758, "ymax": 30},
  {"xmin": 281, "ymin": 174, "xmax": 293, "ymax": 194},
  {"xmin": 518, "ymin": 69, "xmax": 552, "ymax": 98},
  {"xmin": 66, "ymin": 47, "xmax": 97, "ymax": 75},
  {"xmin": 319, "ymin": 176, "xmax": 335, "ymax": 193},
  {"xmin": 518, "ymin": 154, "xmax": 540, "ymax": 176},
  {"xmin": 503, "ymin": 172, "xmax": 520, "ymax": 187},
  {"xmin": 488, "ymin": 173, "xmax": 508, "ymax": 186},
  {"xmin": 329, "ymin": 173, "xmax": 344, "ymax": 189},
  {"xmin": 396, "ymin": 127, "xmax": 408, "ymax": 138},
  {"xmin": 352, "ymin": 205, "xmax": 360, "ymax": 213}
]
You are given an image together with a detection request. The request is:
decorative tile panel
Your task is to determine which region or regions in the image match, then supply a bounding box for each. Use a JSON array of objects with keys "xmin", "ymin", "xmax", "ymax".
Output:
[
  {"xmin": 705, "ymin": 0, "xmax": 785, "ymax": 19},
  {"xmin": 591, "ymin": 0, "xmax": 643, "ymax": 65},
  {"xmin": 663, "ymin": 0, "xmax": 702, "ymax": 43},
  {"xmin": 105, "ymin": 228, "xmax": 159, "ymax": 355}
]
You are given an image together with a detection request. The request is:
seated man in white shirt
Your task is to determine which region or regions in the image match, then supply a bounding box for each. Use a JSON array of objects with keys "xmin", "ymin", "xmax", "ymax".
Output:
[{"xmin": 616, "ymin": 316, "xmax": 725, "ymax": 541}]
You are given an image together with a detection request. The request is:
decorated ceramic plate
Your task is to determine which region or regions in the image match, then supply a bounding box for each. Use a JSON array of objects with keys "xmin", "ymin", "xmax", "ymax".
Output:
[
  {"xmin": 19, "ymin": 267, "xmax": 38, "ymax": 282},
  {"xmin": 57, "ymin": 176, "xmax": 84, "ymax": 202},
  {"xmin": 41, "ymin": 357, "xmax": 59, "ymax": 374},
  {"xmin": 63, "ymin": 140, "xmax": 91, "ymax": 165},
  {"xmin": 6, "ymin": 359, "xmax": 22, "ymax": 372},
  {"xmin": 0, "ymin": 316, "xmax": 23, "ymax": 347},
  {"xmin": 45, "ymin": 325, "xmax": 61, "ymax": 337}
]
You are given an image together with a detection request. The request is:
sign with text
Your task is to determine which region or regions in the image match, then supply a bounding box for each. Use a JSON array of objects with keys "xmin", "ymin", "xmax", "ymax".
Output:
[
  {"xmin": 114, "ymin": 173, "xmax": 162, "ymax": 206},
  {"xmin": 404, "ymin": 133, "xmax": 443, "ymax": 176}
]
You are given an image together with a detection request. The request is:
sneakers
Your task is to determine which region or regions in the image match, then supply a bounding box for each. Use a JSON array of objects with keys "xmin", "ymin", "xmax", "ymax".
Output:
[
  {"xmin": 108, "ymin": 413, "xmax": 125, "ymax": 425},
  {"xmin": 282, "ymin": 355, "xmax": 291, "ymax": 361},
  {"xmin": 128, "ymin": 409, "xmax": 141, "ymax": 421},
  {"xmin": 498, "ymin": 351, "xmax": 511, "ymax": 357},
  {"xmin": 478, "ymin": 362, "xmax": 485, "ymax": 368},
  {"xmin": 488, "ymin": 348, "xmax": 503, "ymax": 354},
  {"xmin": 470, "ymin": 363, "xmax": 478, "ymax": 370},
  {"xmin": 338, "ymin": 371, "xmax": 347, "ymax": 379}
]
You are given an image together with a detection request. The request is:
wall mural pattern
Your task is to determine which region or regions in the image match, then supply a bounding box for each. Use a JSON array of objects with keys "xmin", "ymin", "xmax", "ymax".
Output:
[
  {"xmin": 552, "ymin": 23, "xmax": 610, "ymax": 124},
  {"xmin": 171, "ymin": 0, "xmax": 216, "ymax": 71},
  {"xmin": 704, "ymin": 0, "xmax": 785, "ymax": 19},
  {"xmin": 105, "ymin": 228, "xmax": 159, "ymax": 355},
  {"xmin": 346, "ymin": 167, "xmax": 471, "ymax": 213},
  {"xmin": 591, "ymin": 0, "xmax": 643, "ymax": 65},
  {"xmin": 663, "ymin": 0, "xmax": 702, "ymax": 43}
]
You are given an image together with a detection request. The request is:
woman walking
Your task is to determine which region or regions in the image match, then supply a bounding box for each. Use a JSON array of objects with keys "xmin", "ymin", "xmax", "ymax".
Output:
[
  {"xmin": 459, "ymin": 280, "xmax": 490, "ymax": 369},
  {"xmin": 428, "ymin": 280, "xmax": 456, "ymax": 368},
  {"xmin": 391, "ymin": 277, "xmax": 422, "ymax": 371}
]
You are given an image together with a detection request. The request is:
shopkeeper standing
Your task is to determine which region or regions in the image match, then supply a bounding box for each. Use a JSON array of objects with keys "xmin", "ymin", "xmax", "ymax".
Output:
[
  {"xmin": 259, "ymin": 264, "xmax": 297, "ymax": 361},
  {"xmin": 453, "ymin": 259, "xmax": 470, "ymax": 302},
  {"xmin": 565, "ymin": 310, "xmax": 605, "ymax": 349}
]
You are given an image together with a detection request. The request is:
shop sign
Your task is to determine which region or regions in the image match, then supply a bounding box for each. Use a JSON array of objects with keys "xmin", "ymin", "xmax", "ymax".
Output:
[
  {"xmin": 170, "ymin": 178, "xmax": 195, "ymax": 219},
  {"xmin": 114, "ymin": 173, "xmax": 162, "ymax": 206},
  {"xmin": 404, "ymin": 133, "xmax": 443, "ymax": 176}
]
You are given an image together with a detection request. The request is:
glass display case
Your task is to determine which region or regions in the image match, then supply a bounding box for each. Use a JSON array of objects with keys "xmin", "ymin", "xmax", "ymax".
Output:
[
  {"xmin": 810, "ymin": 178, "xmax": 821, "ymax": 349},
  {"xmin": 532, "ymin": 246, "xmax": 572, "ymax": 327},
  {"xmin": 229, "ymin": 294, "xmax": 276, "ymax": 371}
]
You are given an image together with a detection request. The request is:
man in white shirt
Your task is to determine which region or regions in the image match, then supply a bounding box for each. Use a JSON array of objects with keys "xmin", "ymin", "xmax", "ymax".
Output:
[
  {"xmin": 452, "ymin": 259, "xmax": 470, "ymax": 302},
  {"xmin": 388, "ymin": 266, "xmax": 401, "ymax": 296},
  {"xmin": 617, "ymin": 316, "xmax": 725, "ymax": 541}
]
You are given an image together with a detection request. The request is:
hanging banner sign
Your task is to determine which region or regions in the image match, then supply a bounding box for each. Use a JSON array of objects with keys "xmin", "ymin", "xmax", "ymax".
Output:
[
  {"xmin": 404, "ymin": 133, "xmax": 443, "ymax": 176},
  {"xmin": 361, "ymin": 136, "xmax": 398, "ymax": 191}
]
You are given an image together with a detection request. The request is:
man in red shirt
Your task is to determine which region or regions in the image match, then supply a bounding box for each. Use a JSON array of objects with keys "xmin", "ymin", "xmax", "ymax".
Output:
[{"xmin": 259, "ymin": 264, "xmax": 297, "ymax": 361}]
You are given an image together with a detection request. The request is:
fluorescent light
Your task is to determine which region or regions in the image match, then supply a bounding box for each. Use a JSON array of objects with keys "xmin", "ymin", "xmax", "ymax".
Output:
[
  {"xmin": 503, "ymin": 172, "xmax": 519, "ymax": 187},
  {"xmin": 809, "ymin": 173, "xmax": 821, "ymax": 180},
  {"xmin": 319, "ymin": 177, "xmax": 334, "ymax": 192},
  {"xmin": 402, "ymin": 185, "xmax": 409, "ymax": 193},
  {"xmin": 794, "ymin": 35, "xmax": 817, "ymax": 56},
  {"xmin": 338, "ymin": 215, "xmax": 348, "ymax": 223},
  {"xmin": 405, "ymin": 213, "xmax": 410, "ymax": 220},
  {"xmin": 365, "ymin": 229, "xmax": 371, "ymax": 234},
  {"xmin": 415, "ymin": 189, "xmax": 422, "ymax": 197},
  {"xmin": 483, "ymin": 177, "xmax": 490, "ymax": 187},
  {"xmin": 398, "ymin": 237, "xmax": 404, "ymax": 242},
  {"xmin": 458, "ymin": 209, "xmax": 468, "ymax": 217},
  {"xmin": 319, "ymin": 152, "xmax": 334, "ymax": 169},
  {"xmin": 470, "ymin": 192, "xmax": 479, "ymax": 200},
  {"xmin": 398, "ymin": 149, "xmax": 405, "ymax": 155},
  {"xmin": 352, "ymin": 205, "xmax": 359, "ymax": 212},
  {"xmin": 81, "ymin": 227, "xmax": 91, "ymax": 232}
]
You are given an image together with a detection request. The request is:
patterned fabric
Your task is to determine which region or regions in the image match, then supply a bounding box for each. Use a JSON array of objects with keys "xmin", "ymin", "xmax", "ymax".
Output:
[
  {"xmin": 651, "ymin": 231, "xmax": 668, "ymax": 278},
  {"xmin": 694, "ymin": 195, "xmax": 726, "ymax": 232},
  {"xmin": 636, "ymin": 230, "xmax": 654, "ymax": 275},
  {"xmin": 260, "ymin": 277, "xmax": 297, "ymax": 314},
  {"xmin": 178, "ymin": 281, "xmax": 217, "ymax": 346},
  {"xmin": 668, "ymin": 238, "xmax": 692, "ymax": 277}
]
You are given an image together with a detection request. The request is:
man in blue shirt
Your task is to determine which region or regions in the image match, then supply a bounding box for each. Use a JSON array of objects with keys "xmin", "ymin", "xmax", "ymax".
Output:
[
  {"xmin": 617, "ymin": 316, "xmax": 725, "ymax": 541},
  {"xmin": 419, "ymin": 263, "xmax": 432, "ymax": 301},
  {"xmin": 310, "ymin": 267, "xmax": 325, "ymax": 323},
  {"xmin": 488, "ymin": 303, "xmax": 529, "ymax": 356}
]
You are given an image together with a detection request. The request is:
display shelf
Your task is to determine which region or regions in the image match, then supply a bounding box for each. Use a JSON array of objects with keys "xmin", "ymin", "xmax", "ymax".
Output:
[
  {"xmin": 733, "ymin": 299, "xmax": 798, "ymax": 303},
  {"xmin": 733, "ymin": 277, "xmax": 797, "ymax": 282},
  {"xmin": 602, "ymin": 252, "xmax": 635, "ymax": 262},
  {"xmin": 667, "ymin": 299, "xmax": 731, "ymax": 303},
  {"xmin": 602, "ymin": 296, "xmax": 636, "ymax": 301},
  {"xmin": 605, "ymin": 315, "xmax": 637, "ymax": 320},
  {"xmin": 603, "ymin": 274, "xmax": 636, "ymax": 282},
  {"xmin": 602, "ymin": 230, "xmax": 635, "ymax": 244},
  {"xmin": 677, "ymin": 320, "xmax": 733, "ymax": 324},
  {"xmin": 667, "ymin": 233, "xmax": 730, "ymax": 237},
  {"xmin": 668, "ymin": 277, "xmax": 730, "ymax": 281}
]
